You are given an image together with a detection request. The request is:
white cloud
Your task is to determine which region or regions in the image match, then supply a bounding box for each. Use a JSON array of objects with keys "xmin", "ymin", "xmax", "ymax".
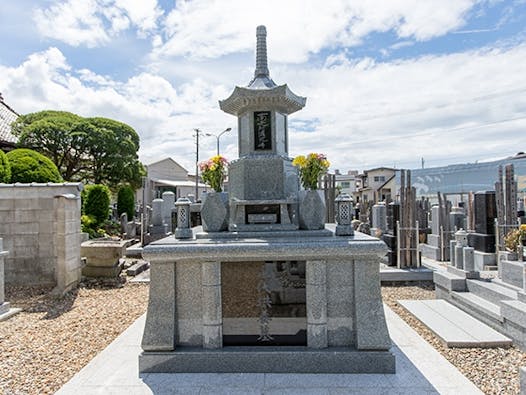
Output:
[
  {"xmin": 33, "ymin": 0, "xmax": 163, "ymax": 47},
  {"xmin": 1, "ymin": 38, "xmax": 526, "ymax": 173},
  {"xmin": 154, "ymin": 0, "xmax": 477, "ymax": 62}
]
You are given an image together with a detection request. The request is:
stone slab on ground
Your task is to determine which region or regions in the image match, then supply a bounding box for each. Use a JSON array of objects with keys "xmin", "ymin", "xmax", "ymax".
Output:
[
  {"xmin": 82, "ymin": 259, "xmax": 124, "ymax": 278},
  {"xmin": 126, "ymin": 261, "xmax": 149, "ymax": 277},
  {"xmin": 130, "ymin": 268, "xmax": 150, "ymax": 283},
  {"xmin": 56, "ymin": 306, "xmax": 483, "ymax": 395},
  {"xmin": 399, "ymin": 299, "xmax": 512, "ymax": 348},
  {"xmin": 379, "ymin": 263, "xmax": 434, "ymax": 282},
  {"xmin": 0, "ymin": 306, "xmax": 22, "ymax": 322}
]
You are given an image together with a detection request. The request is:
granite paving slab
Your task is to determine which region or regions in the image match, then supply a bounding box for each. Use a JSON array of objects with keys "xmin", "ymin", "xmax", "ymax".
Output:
[
  {"xmin": 399, "ymin": 299, "xmax": 512, "ymax": 348},
  {"xmin": 56, "ymin": 305, "xmax": 482, "ymax": 394}
]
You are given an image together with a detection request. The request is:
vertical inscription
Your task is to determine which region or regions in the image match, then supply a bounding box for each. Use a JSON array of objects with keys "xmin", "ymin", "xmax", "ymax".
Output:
[{"xmin": 254, "ymin": 111, "xmax": 272, "ymax": 151}]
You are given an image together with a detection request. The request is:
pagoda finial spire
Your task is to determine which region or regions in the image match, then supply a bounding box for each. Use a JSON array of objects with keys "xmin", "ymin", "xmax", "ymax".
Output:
[{"xmin": 255, "ymin": 25, "xmax": 269, "ymax": 78}]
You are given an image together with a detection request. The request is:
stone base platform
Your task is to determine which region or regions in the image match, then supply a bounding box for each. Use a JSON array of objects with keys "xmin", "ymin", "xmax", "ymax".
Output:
[
  {"xmin": 139, "ymin": 347, "xmax": 395, "ymax": 373},
  {"xmin": 195, "ymin": 227, "xmax": 333, "ymax": 239},
  {"xmin": 141, "ymin": 229, "xmax": 395, "ymax": 374}
]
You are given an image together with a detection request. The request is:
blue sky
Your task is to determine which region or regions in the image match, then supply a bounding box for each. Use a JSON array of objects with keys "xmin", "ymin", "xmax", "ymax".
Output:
[{"xmin": 1, "ymin": 0, "xmax": 526, "ymax": 173}]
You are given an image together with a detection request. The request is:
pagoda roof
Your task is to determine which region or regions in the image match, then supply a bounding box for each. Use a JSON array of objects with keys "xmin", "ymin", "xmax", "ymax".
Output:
[{"xmin": 219, "ymin": 84, "xmax": 306, "ymax": 116}]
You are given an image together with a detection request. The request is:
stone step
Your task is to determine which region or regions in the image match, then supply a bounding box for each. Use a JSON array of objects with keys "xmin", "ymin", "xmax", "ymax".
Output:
[
  {"xmin": 399, "ymin": 299, "xmax": 512, "ymax": 348},
  {"xmin": 466, "ymin": 279, "xmax": 517, "ymax": 306},
  {"xmin": 501, "ymin": 300, "xmax": 526, "ymax": 329},
  {"xmin": 451, "ymin": 291, "xmax": 502, "ymax": 322},
  {"xmin": 433, "ymin": 270, "xmax": 466, "ymax": 292},
  {"xmin": 492, "ymin": 277, "xmax": 523, "ymax": 293}
]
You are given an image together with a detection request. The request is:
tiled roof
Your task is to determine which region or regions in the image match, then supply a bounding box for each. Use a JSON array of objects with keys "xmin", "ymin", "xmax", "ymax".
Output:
[{"xmin": 0, "ymin": 98, "xmax": 18, "ymax": 144}]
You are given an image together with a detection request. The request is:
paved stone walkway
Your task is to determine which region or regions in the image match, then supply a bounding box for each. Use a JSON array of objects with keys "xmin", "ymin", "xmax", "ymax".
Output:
[
  {"xmin": 399, "ymin": 299, "xmax": 512, "ymax": 348},
  {"xmin": 56, "ymin": 305, "xmax": 482, "ymax": 394}
]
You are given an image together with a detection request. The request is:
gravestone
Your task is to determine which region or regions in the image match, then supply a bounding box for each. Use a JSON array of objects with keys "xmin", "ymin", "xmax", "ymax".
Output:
[
  {"xmin": 382, "ymin": 202, "xmax": 399, "ymax": 266},
  {"xmin": 161, "ymin": 191, "xmax": 175, "ymax": 232},
  {"xmin": 139, "ymin": 26, "xmax": 394, "ymax": 374},
  {"xmin": 449, "ymin": 206, "xmax": 466, "ymax": 232},
  {"xmin": 371, "ymin": 203, "xmax": 387, "ymax": 235},
  {"xmin": 467, "ymin": 191, "xmax": 496, "ymax": 253},
  {"xmin": 421, "ymin": 205, "xmax": 449, "ymax": 261},
  {"xmin": 146, "ymin": 198, "xmax": 170, "ymax": 244}
]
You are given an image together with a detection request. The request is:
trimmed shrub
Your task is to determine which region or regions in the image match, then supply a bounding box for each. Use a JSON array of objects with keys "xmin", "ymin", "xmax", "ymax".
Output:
[
  {"xmin": 117, "ymin": 185, "xmax": 135, "ymax": 220},
  {"xmin": 6, "ymin": 148, "xmax": 62, "ymax": 183},
  {"xmin": 0, "ymin": 150, "xmax": 10, "ymax": 183},
  {"xmin": 83, "ymin": 184, "xmax": 111, "ymax": 226}
]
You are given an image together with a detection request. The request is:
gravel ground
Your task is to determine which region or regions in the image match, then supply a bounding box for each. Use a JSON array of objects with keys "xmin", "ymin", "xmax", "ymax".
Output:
[
  {"xmin": 1, "ymin": 278, "xmax": 525, "ymax": 394},
  {"xmin": 382, "ymin": 282, "xmax": 526, "ymax": 395},
  {"xmin": 0, "ymin": 278, "xmax": 149, "ymax": 395}
]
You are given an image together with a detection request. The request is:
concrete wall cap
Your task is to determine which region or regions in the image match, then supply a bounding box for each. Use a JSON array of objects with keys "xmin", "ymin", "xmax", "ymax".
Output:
[{"xmin": 0, "ymin": 182, "xmax": 83, "ymax": 190}]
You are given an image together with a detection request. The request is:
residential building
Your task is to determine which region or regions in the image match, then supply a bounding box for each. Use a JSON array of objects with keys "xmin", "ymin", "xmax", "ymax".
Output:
[
  {"xmin": 0, "ymin": 93, "xmax": 18, "ymax": 152},
  {"xmin": 355, "ymin": 167, "xmax": 397, "ymax": 204},
  {"xmin": 334, "ymin": 169, "xmax": 359, "ymax": 196},
  {"xmin": 137, "ymin": 157, "xmax": 209, "ymax": 206}
]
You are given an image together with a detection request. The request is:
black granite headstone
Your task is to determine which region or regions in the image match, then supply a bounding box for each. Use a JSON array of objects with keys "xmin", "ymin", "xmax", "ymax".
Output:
[
  {"xmin": 386, "ymin": 202, "xmax": 400, "ymax": 235},
  {"xmin": 474, "ymin": 191, "xmax": 496, "ymax": 235}
]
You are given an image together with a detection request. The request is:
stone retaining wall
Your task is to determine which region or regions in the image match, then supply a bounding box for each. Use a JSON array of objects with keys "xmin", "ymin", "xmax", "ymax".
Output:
[{"xmin": 0, "ymin": 183, "xmax": 83, "ymax": 293}]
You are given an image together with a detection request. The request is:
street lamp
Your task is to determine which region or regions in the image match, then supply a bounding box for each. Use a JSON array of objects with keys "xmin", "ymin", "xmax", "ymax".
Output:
[
  {"xmin": 206, "ymin": 127, "xmax": 232, "ymax": 156},
  {"xmin": 193, "ymin": 128, "xmax": 204, "ymax": 200}
]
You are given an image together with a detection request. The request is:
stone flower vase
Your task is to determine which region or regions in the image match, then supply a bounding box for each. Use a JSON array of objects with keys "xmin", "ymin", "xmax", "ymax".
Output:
[
  {"xmin": 201, "ymin": 191, "xmax": 229, "ymax": 232},
  {"xmin": 298, "ymin": 190, "xmax": 326, "ymax": 230}
]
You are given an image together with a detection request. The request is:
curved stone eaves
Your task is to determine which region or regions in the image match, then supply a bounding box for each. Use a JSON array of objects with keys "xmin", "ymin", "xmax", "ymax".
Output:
[{"xmin": 219, "ymin": 84, "xmax": 306, "ymax": 116}]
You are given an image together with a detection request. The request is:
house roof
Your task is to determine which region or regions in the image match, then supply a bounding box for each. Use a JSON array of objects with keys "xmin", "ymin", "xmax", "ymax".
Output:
[
  {"xmin": 146, "ymin": 157, "xmax": 189, "ymax": 173},
  {"xmin": 364, "ymin": 166, "xmax": 397, "ymax": 174},
  {"xmin": 0, "ymin": 95, "xmax": 18, "ymax": 145},
  {"xmin": 151, "ymin": 179, "xmax": 207, "ymax": 188}
]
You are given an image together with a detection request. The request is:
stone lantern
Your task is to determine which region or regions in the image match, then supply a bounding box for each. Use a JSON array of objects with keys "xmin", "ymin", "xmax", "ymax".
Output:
[
  {"xmin": 175, "ymin": 197, "xmax": 192, "ymax": 239},
  {"xmin": 335, "ymin": 193, "xmax": 354, "ymax": 236}
]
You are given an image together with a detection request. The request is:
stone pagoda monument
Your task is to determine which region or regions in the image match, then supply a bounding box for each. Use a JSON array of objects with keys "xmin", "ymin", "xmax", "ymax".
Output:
[
  {"xmin": 139, "ymin": 26, "xmax": 395, "ymax": 374},
  {"xmin": 219, "ymin": 26, "xmax": 305, "ymax": 232}
]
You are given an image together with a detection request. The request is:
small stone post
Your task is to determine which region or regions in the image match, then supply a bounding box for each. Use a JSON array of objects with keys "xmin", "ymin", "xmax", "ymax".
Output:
[
  {"xmin": 454, "ymin": 229, "xmax": 468, "ymax": 269},
  {"xmin": 463, "ymin": 247, "xmax": 475, "ymax": 272},
  {"xmin": 0, "ymin": 238, "xmax": 8, "ymax": 315},
  {"xmin": 175, "ymin": 197, "xmax": 193, "ymax": 239}
]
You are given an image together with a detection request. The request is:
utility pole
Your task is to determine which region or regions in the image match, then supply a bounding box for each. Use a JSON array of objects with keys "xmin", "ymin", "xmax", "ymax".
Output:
[{"xmin": 194, "ymin": 128, "xmax": 201, "ymax": 200}]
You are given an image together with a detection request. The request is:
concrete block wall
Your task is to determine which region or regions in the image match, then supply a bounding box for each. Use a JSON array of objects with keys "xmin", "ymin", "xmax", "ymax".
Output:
[{"xmin": 0, "ymin": 183, "xmax": 83, "ymax": 293}]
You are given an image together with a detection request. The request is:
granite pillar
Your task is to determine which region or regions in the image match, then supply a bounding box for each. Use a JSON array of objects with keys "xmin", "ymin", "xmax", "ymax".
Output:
[
  {"xmin": 353, "ymin": 258, "xmax": 391, "ymax": 350},
  {"xmin": 141, "ymin": 262, "xmax": 176, "ymax": 351},
  {"xmin": 202, "ymin": 261, "xmax": 222, "ymax": 349},
  {"xmin": 306, "ymin": 260, "xmax": 328, "ymax": 349}
]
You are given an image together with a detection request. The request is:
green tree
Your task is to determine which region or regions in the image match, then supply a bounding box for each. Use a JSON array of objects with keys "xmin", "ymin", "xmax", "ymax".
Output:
[
  {"xmin": 117, "ymin": 185, "xmax": 135, "ymax": 220},
  {"xmin": 0, "ymin": 150, "xmax": 11, "ymax": 183},
  {"xmin": 82, "ymin": 184, "xmax": 111, "ymax": 226},
  {"xmin": 7, "ymin": 148, "xmax": 63, "ymax": 183},
  {"xmin": 11, "ymin": 111, "xmax": 144, "ymax": 188}
]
